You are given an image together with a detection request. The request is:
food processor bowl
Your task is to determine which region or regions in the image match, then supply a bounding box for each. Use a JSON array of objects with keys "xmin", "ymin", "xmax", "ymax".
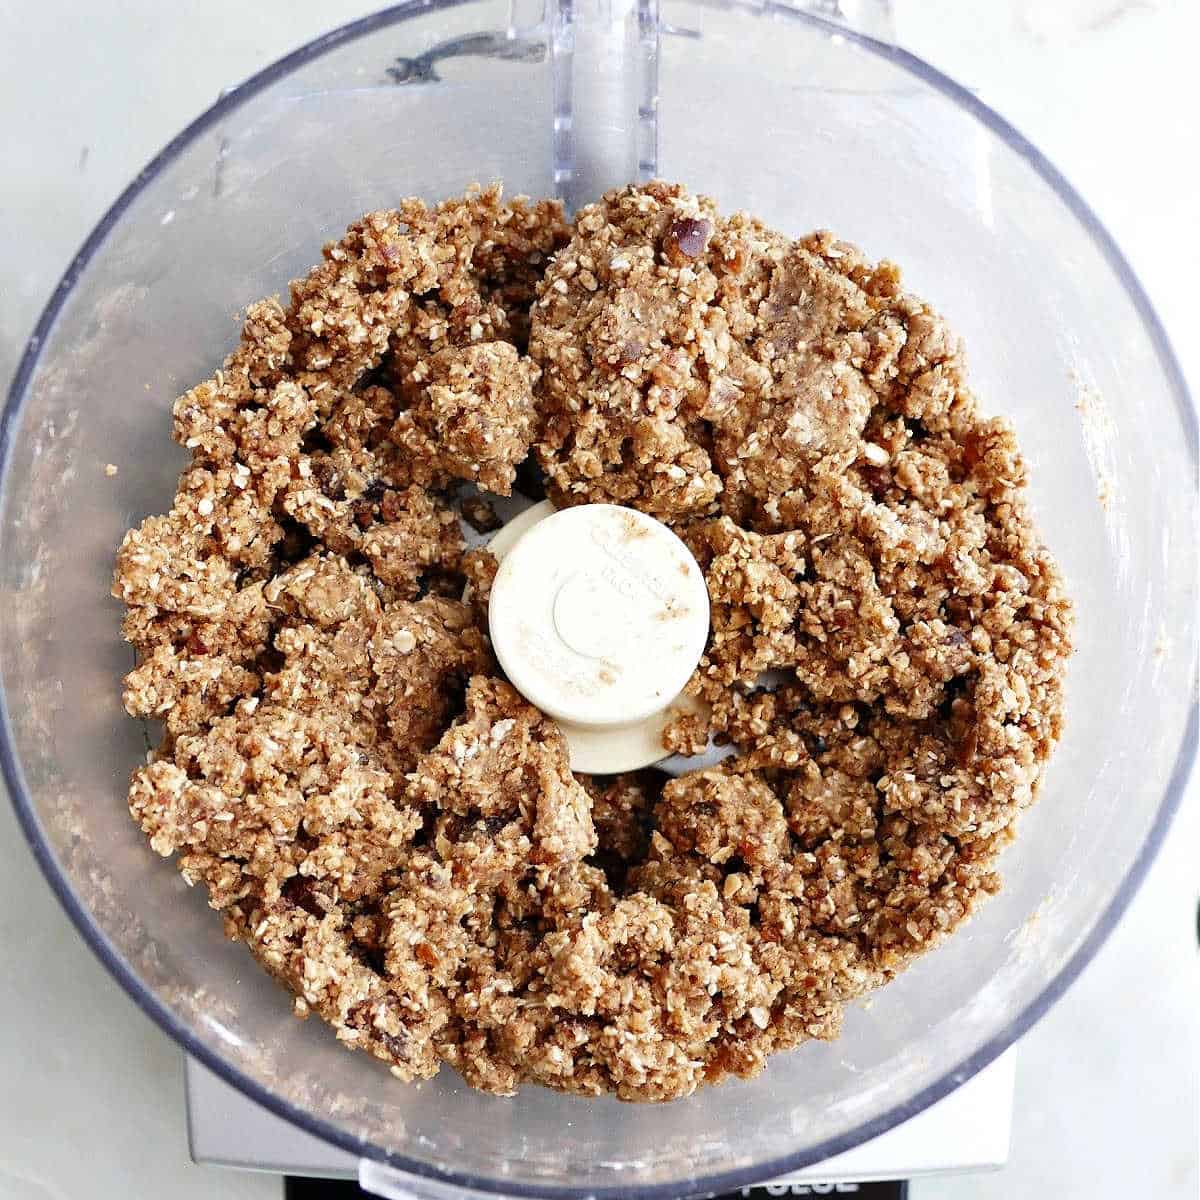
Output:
[{"xmin": 2, "ymin": 2, "xmax": 1196, "ymax": 1197}]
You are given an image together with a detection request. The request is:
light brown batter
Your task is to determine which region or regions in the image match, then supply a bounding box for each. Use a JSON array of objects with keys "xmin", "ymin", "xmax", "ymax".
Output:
[{"xmin": 114, "ymin": 182, "xmax": 1072, "ymax": 1101}]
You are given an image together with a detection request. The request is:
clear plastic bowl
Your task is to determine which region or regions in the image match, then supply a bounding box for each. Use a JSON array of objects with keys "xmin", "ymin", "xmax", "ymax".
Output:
[{"xmin": 2, "ymin": 3, "xmax": 1196, "ymax": 1197}]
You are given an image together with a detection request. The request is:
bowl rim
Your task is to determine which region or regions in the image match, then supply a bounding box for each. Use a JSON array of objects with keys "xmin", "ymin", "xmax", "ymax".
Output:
[{"xmin": 2, "ymin": 1, "xmax": 1197, "ymax": 1195}]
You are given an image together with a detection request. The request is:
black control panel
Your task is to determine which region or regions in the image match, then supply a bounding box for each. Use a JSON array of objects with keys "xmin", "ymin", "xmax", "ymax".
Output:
[{"xmin": 284, "ymin": 1177, "xmax": 909, "ymax": 1199}]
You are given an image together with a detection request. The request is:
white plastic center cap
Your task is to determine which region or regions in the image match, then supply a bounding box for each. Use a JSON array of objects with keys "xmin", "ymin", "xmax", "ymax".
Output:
[{"xmin": 489, "ymin": 504, "xmax": 710, "ymax": 732}]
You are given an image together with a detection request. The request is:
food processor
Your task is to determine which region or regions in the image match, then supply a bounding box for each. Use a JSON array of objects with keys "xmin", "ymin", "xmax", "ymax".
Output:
[{"xmin": 1, "ymin": 0, "xmax": 1195, "ymax": 1197}]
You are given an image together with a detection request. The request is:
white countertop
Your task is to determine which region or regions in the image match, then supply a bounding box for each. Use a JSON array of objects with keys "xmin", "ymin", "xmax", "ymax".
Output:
[{"xmin": 1, "ymin": 2, "xmax": 1197, "ymax": 1197}]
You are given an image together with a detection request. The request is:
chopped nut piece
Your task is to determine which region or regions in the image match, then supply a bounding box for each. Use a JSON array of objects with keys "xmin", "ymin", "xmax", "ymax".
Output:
[{"xmin": 460, "ymin": 495, "xmax": 502, "ymax": 533}]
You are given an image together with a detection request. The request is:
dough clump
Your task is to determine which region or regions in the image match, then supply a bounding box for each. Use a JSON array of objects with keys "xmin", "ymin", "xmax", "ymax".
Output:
[{"xmin": 115, "ymin": 183, "xmax": 1071, "ymax": 1100}]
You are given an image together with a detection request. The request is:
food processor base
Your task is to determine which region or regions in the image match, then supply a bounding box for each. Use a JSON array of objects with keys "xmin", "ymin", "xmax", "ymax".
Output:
[{"xmin": 186, "ymin": 1051, "xmax": 1015, "ymax": 1190}]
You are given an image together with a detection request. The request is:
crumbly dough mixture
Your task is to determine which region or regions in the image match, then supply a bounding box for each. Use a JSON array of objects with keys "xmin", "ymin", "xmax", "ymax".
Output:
[{"xmin": 114, "ymin": 182, "xmax": 1072, "ymax": 1101}]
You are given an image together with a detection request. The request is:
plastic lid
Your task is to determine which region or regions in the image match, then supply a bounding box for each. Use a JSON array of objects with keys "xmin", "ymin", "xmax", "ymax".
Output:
[{"xmin": 488, "ymin": 503, "xmax": 710, "ymax": 768}]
